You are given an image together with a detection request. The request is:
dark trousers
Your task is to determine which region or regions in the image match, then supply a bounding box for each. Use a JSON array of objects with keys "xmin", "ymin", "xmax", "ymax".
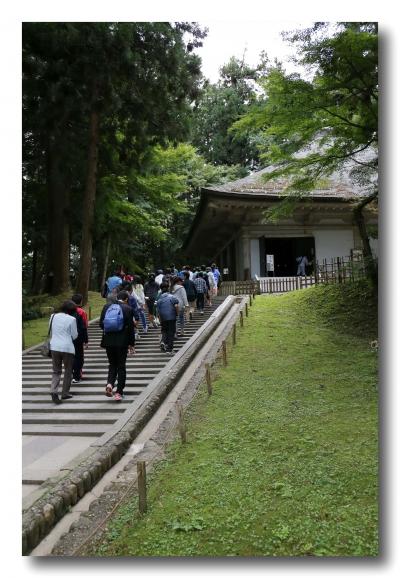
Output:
[
  {"xmin": 106, "ymin": 346, "xmax": 128, "ymax": 394},
  {"xmin": 73, "ymin": 341, "xmax": 84, "ymax": 380},
  {"xmin": 196, "ymin": 293, "xmax": 205, "ymax": 311},
  {"xmin": 161, "ymin": 319, "xmax": 176, "ymax": 352}
]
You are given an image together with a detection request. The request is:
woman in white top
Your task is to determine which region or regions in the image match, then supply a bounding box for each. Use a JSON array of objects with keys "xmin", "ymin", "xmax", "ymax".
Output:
[
  {"xmin": 49, "ymin": 300, "xmax": 78, "ymax": 404},
  {"xmin": 132, "ymin": 276, "xmax": 148, "ymax": 333}
]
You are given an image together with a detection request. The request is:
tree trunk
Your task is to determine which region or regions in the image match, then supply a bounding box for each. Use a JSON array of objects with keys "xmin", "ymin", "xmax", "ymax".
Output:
[
  {"xmin": 101, "ymin": 236, "xmax": 111, "ymax": 289},
  {"xmin": 353, "ymin": 193, "xmax": 378, "ymax": 293},
  {"xmin": 30, "ymin": 246, "xmax": 38, "ymax": 294},
  {"xmin": 45, "ymin": 135, "xmax": 71, "ymax": 295},
  {"xmin": 32, "ymin": 260, "xmax": 45, "ymax": 295},
  {"xmin": 76, "ymin": 102, "xmax": 100, "ymax": 305}
]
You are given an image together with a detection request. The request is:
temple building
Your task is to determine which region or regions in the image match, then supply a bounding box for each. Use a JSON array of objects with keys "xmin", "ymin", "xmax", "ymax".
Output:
[{"xmin": 183, "ymin": 167, "xmax": 378, "ymax": 280}]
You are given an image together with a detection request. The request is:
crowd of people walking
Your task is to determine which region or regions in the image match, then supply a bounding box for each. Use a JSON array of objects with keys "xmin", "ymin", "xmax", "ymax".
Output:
[{"xmin": 47, "ymin": 264, "xmax": 221, "ymax": 404}]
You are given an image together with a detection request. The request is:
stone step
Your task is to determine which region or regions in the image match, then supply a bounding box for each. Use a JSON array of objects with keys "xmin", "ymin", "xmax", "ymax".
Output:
[
  {"xmin": 22, "ymin": 387, "xmax": 146, "ymax": 395},
  {"xmin": 22, "ymin": 396, "xmax": 132, "ymax": 403},
  {"xmin": 22, "ymin": 380, "xmax": 150, "ymax": 387},
  {"xmin": 24, "ymin": 350, "xmax": 188, "ymax": 358},
  {"xmin": 22, "ymin": 373, "xmax": 157, "ymax": 382},
  {"xmin": 22, "ymin": 403, "xmax": 126, "ymax": 413},
  {"xmin": 22, "ymin": 364, "xmax": 162, "ymax": 384},
  {"xmin": 22, "ymin": 363, "xmax": 167, "ymax": 371},
  {"xmin": 22, "ymin": 424, "xmax": 108, "ymax": 436},
  {"xmin": 22, "ymin": 356, "xmax": 170, "ymax": 365},
  {"xmin": 23, "ymin": 413, "xmax": 117, "ymax": 425}
]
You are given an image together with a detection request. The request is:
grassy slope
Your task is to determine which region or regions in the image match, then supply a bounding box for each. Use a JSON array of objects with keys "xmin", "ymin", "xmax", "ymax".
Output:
[
  {"xmin": 22, "ymin": 291, "xmax": 105, "ymax": 349},
  {"xmin": 94, "ymin": 281, "xmax": 378, "ymax": 557}
]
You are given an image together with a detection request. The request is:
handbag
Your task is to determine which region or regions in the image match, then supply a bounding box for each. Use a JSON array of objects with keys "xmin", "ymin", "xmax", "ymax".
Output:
[{"xmin": 40, "ymin": 313, "xmax": 54, "ymax": 357}]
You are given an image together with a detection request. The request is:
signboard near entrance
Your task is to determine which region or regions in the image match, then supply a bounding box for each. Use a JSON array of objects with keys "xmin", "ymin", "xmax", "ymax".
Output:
[{"xmin": 266, "ymin": 254, "xmax": 274, "ymax": 272}]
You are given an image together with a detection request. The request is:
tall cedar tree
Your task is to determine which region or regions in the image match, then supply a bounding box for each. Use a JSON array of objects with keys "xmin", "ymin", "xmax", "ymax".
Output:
[
  {"xmin": 191, "ymin": 55, "xmax": 269, "ymax": 169},
  {"xmin": 23, "ymin": 22, "xmax": 206, "ymax": 302}
]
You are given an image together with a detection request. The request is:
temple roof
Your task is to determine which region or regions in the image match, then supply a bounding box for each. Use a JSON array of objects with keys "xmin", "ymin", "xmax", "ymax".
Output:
[
  {"xmin": 183, "ymin": 147, "xmax": 377, "ymax": 257},
  {"xmin": 203, "ymin": 165, "xmax": 369, "ymax": 200},
  {"xmin": 204, "ymin": 143, "xmax": 377, "ymax": 200}
]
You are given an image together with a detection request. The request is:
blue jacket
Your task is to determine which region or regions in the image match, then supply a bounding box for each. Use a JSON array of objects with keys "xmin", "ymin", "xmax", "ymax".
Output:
[
  {"xmin": 128, "ymin": 293, "xmax": 140, "ymax": 321},
  {"xmin": 156, "ymin": 292, "xmax": 179, "ymax": 321}
]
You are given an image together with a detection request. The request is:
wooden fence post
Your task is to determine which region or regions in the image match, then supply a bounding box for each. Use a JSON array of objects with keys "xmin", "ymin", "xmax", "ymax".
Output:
[
  {"xmin": 222, "ymin": 340, "xmax": 228, "ymax": 367},
  {"xmin": 232, "ymin": 323, "xmax": 237, "ymax": 345},
  {"xmin": 240, "ymin": 310, "xmax": 244, "ymax": 327},
  {"xmin": 137, "ymin": 461, "xmax": 147, "ymax": 514},
  {"xmin": 205, "ymin": 363, "xmax": 212, "ymax": 395},
  {"xmin": 249, "ymin": 294, "xmax": 252, "ymax": 306},
  {"xmin": 245, "ymin": 302, "xmax": 249, "ymax": 317},
  {"xmin": 350, "ymin": 253, "xmax": 354, "ymax": 282},
  {"xmin": 176, "ymin": 402, "xmax": 187, "ymax": 443}
]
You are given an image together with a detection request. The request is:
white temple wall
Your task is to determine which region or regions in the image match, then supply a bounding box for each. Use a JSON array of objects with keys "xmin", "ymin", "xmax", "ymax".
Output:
[
  {"xmin": 250, "ymin": 239, "xmax": 260, "ymax": 278},
  {"xmin": 369, "ymin": 237, "xmax": 378, "ymax": 258},
  {"xmin": 312, "ymin": 229, "xmax": 355, "ymax": 262}
]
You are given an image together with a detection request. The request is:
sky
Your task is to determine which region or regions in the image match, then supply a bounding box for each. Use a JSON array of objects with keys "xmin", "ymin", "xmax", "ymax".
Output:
[{"xmin": 194, "ymin": 20, "xmax": 313, "ymax": 82}]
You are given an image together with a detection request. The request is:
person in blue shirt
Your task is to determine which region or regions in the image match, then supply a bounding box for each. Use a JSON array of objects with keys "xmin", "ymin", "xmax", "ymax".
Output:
[
  {"xmin": 211, "ymin": 263, "xmax": 221, "ymax": 293},
  {"xmin": 156, "ymin": 283, "xmax": 179, "ymax": 355},
  {"xmin": 105, "ymin": 271, "xmax": 123, "ymax": 302}
]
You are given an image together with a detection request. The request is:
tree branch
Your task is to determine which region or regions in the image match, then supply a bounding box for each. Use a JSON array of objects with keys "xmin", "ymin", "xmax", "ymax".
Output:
[{"xmin": 319, "ymin": 106, "xmax": 368, "ymax": 130}]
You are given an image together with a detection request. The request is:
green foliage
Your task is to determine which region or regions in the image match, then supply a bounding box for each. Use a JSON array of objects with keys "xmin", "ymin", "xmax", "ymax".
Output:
[
  {"xmin": 22, "ymin": 22, "xmax": 207, "ymax": 291},
  {"xmin": 231, "ymin": 23, "xmax": 378, "ymax": 197},
  {"xmin": 191, "ymin": 55, "xmax": 269, "ymax": 167},
  {"xmin": 91, "ymin": 283, "xmax": 378, "ymax": 557}
]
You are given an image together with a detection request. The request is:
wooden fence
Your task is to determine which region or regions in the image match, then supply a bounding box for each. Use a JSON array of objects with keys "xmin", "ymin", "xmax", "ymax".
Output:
[
  {"xmin": 219, "ymin": 280, "xmax": 260, "ymax": 297},
  {"xmin": 220, "ymin": 254, "xmax": 369, "ymax": 296},
  {"xmin": 258, "ymin": 276, "xmax": 316, "ymax": 293},
  {"xmin": 314, "ymin": 255, "xmax": 367, "ymax": 285}
]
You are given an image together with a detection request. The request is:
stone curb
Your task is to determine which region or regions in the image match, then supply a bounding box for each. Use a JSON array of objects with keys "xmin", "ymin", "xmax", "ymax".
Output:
[{"xmin": 22, "ymin": 297, "xmax": 236, "ymax": 554}]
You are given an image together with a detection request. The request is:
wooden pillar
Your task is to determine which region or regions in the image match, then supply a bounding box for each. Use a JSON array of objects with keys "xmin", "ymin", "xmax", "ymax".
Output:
[
  {"xmin": 137, "ymin": 461, "xmax": 147, "ymax": 514},
  {"xmin": 205, "ymin": 363, "xmax": 212, "ymax": 395},
  {"xmin": 176, "ymin": 402, "xmax": 187, "ymax": 443},
  {"xmin": 222, "ymin": 340, "xmax": 227, "ymax": 367}
]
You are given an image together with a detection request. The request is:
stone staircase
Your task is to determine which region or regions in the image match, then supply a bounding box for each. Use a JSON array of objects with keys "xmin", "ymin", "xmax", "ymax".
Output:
[{"xmin": 22, "ymin": 301, "xmax": 223, "ymax": 438}]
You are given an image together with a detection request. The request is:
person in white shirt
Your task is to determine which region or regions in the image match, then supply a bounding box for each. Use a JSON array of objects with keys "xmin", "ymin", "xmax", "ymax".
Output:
[
  {"xmin": 132, "ymin": 276, "xmax": 148, "ymax": 333},
  {"xmin": 155, "ymin": 269, "xmax": 164, "ymax": 286},
  {"xmin": 49, "ymin": 300, "xmax": 78, "ymax": 404},
  {"xmin": 206, "ymin": 267, "xmax": 216, "ymax": 305}
]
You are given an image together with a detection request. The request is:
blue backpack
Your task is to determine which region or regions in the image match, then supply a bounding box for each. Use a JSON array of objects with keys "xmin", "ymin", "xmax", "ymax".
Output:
[{"xmin": 103, "ymin": 303, "xmax": 124, "ymax": 333}]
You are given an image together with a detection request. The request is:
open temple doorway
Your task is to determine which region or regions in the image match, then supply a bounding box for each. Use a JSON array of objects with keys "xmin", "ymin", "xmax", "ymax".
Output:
[{"xmin": 264, "ymin": 237, "xmax": 315, "ymax": 276}]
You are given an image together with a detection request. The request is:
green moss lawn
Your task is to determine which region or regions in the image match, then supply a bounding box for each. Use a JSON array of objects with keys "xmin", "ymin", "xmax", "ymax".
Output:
[{"xmin": 93, "ymin": 281, "xmax": 378, "ymax": 557}]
